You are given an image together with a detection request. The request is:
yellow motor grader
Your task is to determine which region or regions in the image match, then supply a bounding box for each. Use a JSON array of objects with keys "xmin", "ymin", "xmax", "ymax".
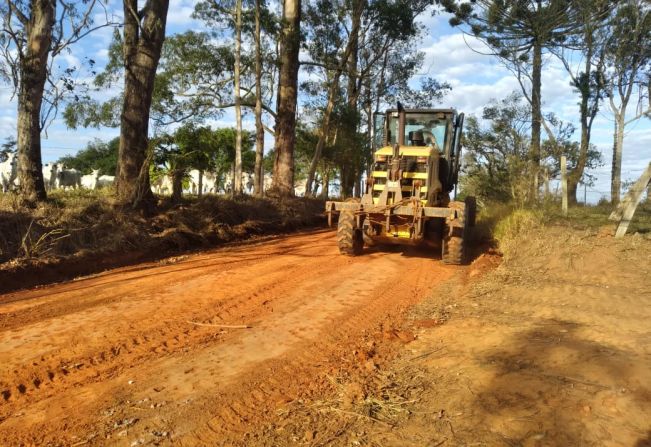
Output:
[{"xmin": 325, "ymin": 106, "xmax": 475, "ymax": 264}]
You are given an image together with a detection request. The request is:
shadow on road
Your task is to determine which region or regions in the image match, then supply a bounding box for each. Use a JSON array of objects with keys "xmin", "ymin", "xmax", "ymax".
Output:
[{"xmin": 468, "ymin": 320, "xmax": 651, "ymax": 445}]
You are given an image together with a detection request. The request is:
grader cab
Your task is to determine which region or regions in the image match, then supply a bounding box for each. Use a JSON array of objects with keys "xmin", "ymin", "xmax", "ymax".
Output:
[{"xmin": 325, "ymin": 106, "xmax": 475, "ymax": 264}]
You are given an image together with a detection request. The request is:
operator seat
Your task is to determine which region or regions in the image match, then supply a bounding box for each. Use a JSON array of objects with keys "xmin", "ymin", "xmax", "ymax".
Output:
[{"xmin": 408, "ymin": 130, "xmax": 425, "ymax": 146}]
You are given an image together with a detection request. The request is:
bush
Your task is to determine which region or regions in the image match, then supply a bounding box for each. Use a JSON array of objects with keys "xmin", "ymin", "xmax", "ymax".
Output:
[{"xmin": 493, "ymin": 208, "xmax": 544, "ymax": 260}]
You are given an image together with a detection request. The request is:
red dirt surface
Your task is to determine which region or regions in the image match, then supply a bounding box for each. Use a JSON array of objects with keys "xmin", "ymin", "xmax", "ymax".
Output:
[{"xmin": 0, "ymin": 229, "xmax": 462, "ymax": 446}]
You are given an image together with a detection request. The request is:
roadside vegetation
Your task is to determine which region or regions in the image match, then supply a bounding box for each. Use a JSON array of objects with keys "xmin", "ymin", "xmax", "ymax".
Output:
[{"xmin": 0, "ymin": 190, "xmax": 324, "ymax": 292}]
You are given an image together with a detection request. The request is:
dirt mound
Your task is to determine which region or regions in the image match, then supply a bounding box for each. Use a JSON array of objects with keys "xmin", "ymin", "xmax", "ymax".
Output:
[{"xmin": 0, "ymin": 193, "xmax": 325, "ymax": 293}]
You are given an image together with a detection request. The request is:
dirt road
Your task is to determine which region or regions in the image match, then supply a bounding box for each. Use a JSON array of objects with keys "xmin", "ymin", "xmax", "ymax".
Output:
[{"xmin": 0, "ymin": 229, "xmax": 460, "ymax": 446}]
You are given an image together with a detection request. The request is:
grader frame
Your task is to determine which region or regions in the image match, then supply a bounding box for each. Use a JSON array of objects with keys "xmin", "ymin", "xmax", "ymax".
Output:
[{"xmin": 325, "ymin": 107, "xmax": 475, "ymax": 264}]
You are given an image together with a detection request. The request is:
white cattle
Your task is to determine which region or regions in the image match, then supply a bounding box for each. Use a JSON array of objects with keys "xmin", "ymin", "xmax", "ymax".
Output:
[
  {"xmin": 222, "ymin": 172, "xmax": 233, "ymax": 194},
  {"xmin": 97, "ymin": 175, "xmax": 115, "ymax": 188},
  {"xmin": 151, "ymin": 175, "xmax": 172, "ymax": 195},
  {"xmin": 187, "ymin": 169, "xmax": 212, "ymax": 195},
  {"xmin": 263, "ymin": 173, "xmax": 273, "ymax": 192},
  {"xmin": 81, "ymin": 169, "xmax": 100, "ymax": 189},
  {"xmin": 203, "ymin": 172, "xmax": 217, "ymax": 193},
  {"xmin": 242, "ymin": 172, "xmax": 255, "ymax": 194},
  {"xmin": 188, "ymin": 170, "xmax": 218, "ymax": 194},
  {"xmin": 294, "ymin": 180, "xmax": 307, "ymax": 197},
  {"xmin": 0, "ymin": 152, "xmax": 17, "ymax": 193},
  {"xmin": 56, "ymin": 167, "xmax": 82, "ymax": 190},
  {"xmin": 221, "ymin": 172, "xmax": 255, "ymax": 194},
  {"xmin": 42, "ymin": 163, "xmax": 59, "ymax": 191}
]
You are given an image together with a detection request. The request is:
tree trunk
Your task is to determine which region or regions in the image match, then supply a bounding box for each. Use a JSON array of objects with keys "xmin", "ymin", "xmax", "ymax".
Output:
[
  {"xmin": 568, "ymin": 43, "xmax": 598, "ymax": 207},
  {"xmin": 530, "ymin": 39, "xmax": 542, "ymax": 199},
  {"xmin": 198, "ymin": 169, "xmax": 203, "ymax": 198},
  {"xmin": 171, "ymin": 169, "xmax": 184, "ymax": 203},
  {"xmin": 272, "ymin": 0, "xmax": 301, "ymax": 196},
  {"xmin": 16, "ymin": 0, "xmax": 55, "ymax": 205},
  {"xmin": 320, "ymin": 169, "xmax": 329, "ymax": 199},
  {"xmin": 253, "ymin": 0, "xmax": 265, "ymax": 197},
  {"xmin": 233, "ymin": 0, "xmax": 243, "ymax": 195},
  {"xmin": 305, "ymin": 74, "xmax": 340, "ymax": 196},
  {"xmin": 306, "ymin": 1, "xmax": 362, "ymax": 197},
  {"xmin": 346, "ymin": 0, "xmax": 361, "ymax": 199},
  {"xmin": 116, "ymin": 0, "xmax": 169, "ymax": 210},
  {"xmin": 611, "ymin": 112, "xmax": 625, "ymax": 205}
]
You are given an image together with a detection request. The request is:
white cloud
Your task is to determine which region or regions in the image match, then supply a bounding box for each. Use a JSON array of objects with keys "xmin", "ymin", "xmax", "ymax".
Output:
[
  {"xmin": 421, "ymin": 33, "xmax": 495, "ymax": 75},
  {"xmin": 167, "ymin": 0, "xmax": 200, "ymax": 27}
]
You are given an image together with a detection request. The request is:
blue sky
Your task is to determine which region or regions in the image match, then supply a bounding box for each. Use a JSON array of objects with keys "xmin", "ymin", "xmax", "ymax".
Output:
[{"xmin": 0, "ymin": 0, "xmax": 648, "ymax": 202}]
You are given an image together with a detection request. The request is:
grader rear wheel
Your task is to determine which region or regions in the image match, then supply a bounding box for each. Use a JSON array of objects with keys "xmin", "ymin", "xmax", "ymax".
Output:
[
  {"xmin": 442, "ymin": 201, "xmax": 467, "ymax": 265},
  {"xmin": 337, "ymin": 211, "xmax": 363, "ymax": 256}
]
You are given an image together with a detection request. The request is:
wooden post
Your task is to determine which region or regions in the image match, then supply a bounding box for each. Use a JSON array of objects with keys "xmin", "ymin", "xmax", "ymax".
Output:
[
  {"xmin": 609, "ymin": 162, "xmax": 651, "ymax": 238},
  {"xmin": 561, "ymin": 156, "xmax": 568, "ymax": 216},
  {"xmin": 584, "ymin": 183, "xmax": 587, "ymax": 205}
]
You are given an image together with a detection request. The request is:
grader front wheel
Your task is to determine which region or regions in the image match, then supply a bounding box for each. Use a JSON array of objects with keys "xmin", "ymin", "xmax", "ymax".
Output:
[
  {"xmin": 442, "ymin": 201, "xmax": 467, "ymax": 265},
  {"xmin": 337, "ymin": 211, "xmax": 363, "ymax": 256}
]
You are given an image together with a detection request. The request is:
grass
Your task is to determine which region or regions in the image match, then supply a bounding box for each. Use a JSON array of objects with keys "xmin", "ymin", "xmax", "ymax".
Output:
[{"xmin": 471, "ymin": 198, "xmax": 651, "ymax": 261}]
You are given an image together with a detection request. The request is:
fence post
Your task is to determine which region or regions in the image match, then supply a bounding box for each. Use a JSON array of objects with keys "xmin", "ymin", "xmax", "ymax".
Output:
[{"xmin": 561, "ymin": 156, "xmax": 568, "ymax": 216}]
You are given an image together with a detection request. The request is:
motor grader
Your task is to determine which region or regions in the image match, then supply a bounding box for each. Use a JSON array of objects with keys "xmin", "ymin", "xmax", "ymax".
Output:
[{"xmin": 325, "ymin": 106, "xmax": 475, "ymax": 264}]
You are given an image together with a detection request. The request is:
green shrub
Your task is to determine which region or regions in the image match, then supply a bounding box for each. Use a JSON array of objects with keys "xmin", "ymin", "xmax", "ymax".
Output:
[{"xmin": 493, "ymin": 208, "xmax": 544, "ymax": 259}]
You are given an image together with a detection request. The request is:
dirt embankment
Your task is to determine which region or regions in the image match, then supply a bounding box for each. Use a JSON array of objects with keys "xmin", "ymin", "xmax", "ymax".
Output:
[
  {"xmin": 262, "ymin": 221, "xmax": 651, "ymax": 446},
  {"xmin": 0, "ymin": 193, "xmax": 325, "ymax": 293}
]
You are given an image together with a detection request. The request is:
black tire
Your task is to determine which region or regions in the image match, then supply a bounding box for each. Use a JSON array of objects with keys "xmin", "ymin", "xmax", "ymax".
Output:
[
  {"xmin": 465, "ymin": 196, "xmax": 477, "ymax": 227},
  {"xmin": 337, "ymin": 211, "xmax": 363, "ymax": 256},
  {"xmin": 362, "ymin": 219, "xmax": 376, "ymax": 247},
  {"xmin": 442, "ymin": 201, "xmax": 467, "ymax": 265}
]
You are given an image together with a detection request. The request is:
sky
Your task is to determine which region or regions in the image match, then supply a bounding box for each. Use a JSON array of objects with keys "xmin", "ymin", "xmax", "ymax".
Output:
[{"xmin": 0, "ymin": 0, "xmax": 649, "ymax": 203}]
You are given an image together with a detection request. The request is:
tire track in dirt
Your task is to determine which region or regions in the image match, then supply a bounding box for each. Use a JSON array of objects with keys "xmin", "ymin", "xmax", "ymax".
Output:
[
  {"xmin": 0, "ymin": 229, "xmax": 458, "ymax": 446},
  {"xmin": 0, "ymin": 232, "xmax": 362, "ymax": 411}
]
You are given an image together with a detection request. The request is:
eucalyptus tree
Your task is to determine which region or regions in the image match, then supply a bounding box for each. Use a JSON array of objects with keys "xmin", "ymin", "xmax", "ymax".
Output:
[
  {"xmin": 193, "ymin": 0, "xmax": 279, "ymax": 196},
  {"xmin": 302, "ymin": 0, "xmax": 446, "ymax": 197},
  {"xmin": 0, "ymin": 0, "xmax": 112, "ymax": 204},
  {"xmin": 272, "ymin": 0, "xmax": 301, "ymax": 196},
  {"xmin": 551, "ymin": 0, "xmax": 610, "ymax": 204},
  {"xmin": 603, "ymin": 0, "xmax": 650, "ymax": 205},
  {"xmin": 116, "ymin": 0, "xmax": 170, "ymax": 210},
  {"xmin": 62, "ymin": 1, "xmax": 170, "ymax": 209},
  {"xmin": 193, "ymin": 0, "xmax": 245, "ymax": 193}
]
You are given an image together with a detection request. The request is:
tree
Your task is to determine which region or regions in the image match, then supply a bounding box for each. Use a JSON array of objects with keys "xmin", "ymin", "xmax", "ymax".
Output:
[
  {"xmin": 253, "ymin": 0, "xmax": 265, "ymax": 196},
  {"xmin": 57, "ymin": 137, "xmax": 119, "ymax": 175},
  {"xmin": 302, "ymin": 0, "xmax": 364, "ymax": 197},
  {"xmin": 116, "ymin": 0, "xmax": 170, "ymax": 210},
  {"xmin": 301, "ymin": 0, "xmax": 448, "ymax": 197},
  {"xmin": 604, "ymin": 1, "xmax": 651, "ymax": 205},
  {"xmin": 192, "ymin": 0, "xmax": 279, "ymax": 195},
  {"xmin": 444, "ymin": 0, "xmax": 582, "ymax": 198},
  {"xmin": 552, "ymin": 0, "xmax": 610, "ymax": 204},
  {"xmin": 233, "ymin": 0, "xmax": 244, "ymax": 194},
  {"xmin": 0, "ymin": 0, "xmax": 111, "ymax": 204},
  {"xmin": 1, "ymin": 137, "xmax": 17, "ymax": 158},
  {"xmin": 461, "ymin": 94, "xmax": 532, "ymax": 204},
  {"xmin": 461, "ymin": 93, "xmax": 602, "ymax": 205},
  {"xmin": 272, "ymin": 0, "xmax": 301, "ymax": 196}
]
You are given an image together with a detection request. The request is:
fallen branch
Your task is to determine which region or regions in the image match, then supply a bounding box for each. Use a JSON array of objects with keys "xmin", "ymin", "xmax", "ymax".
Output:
[{"xmin": 186, "ymin": 320, "xmax": 251, "ymax": 329}]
